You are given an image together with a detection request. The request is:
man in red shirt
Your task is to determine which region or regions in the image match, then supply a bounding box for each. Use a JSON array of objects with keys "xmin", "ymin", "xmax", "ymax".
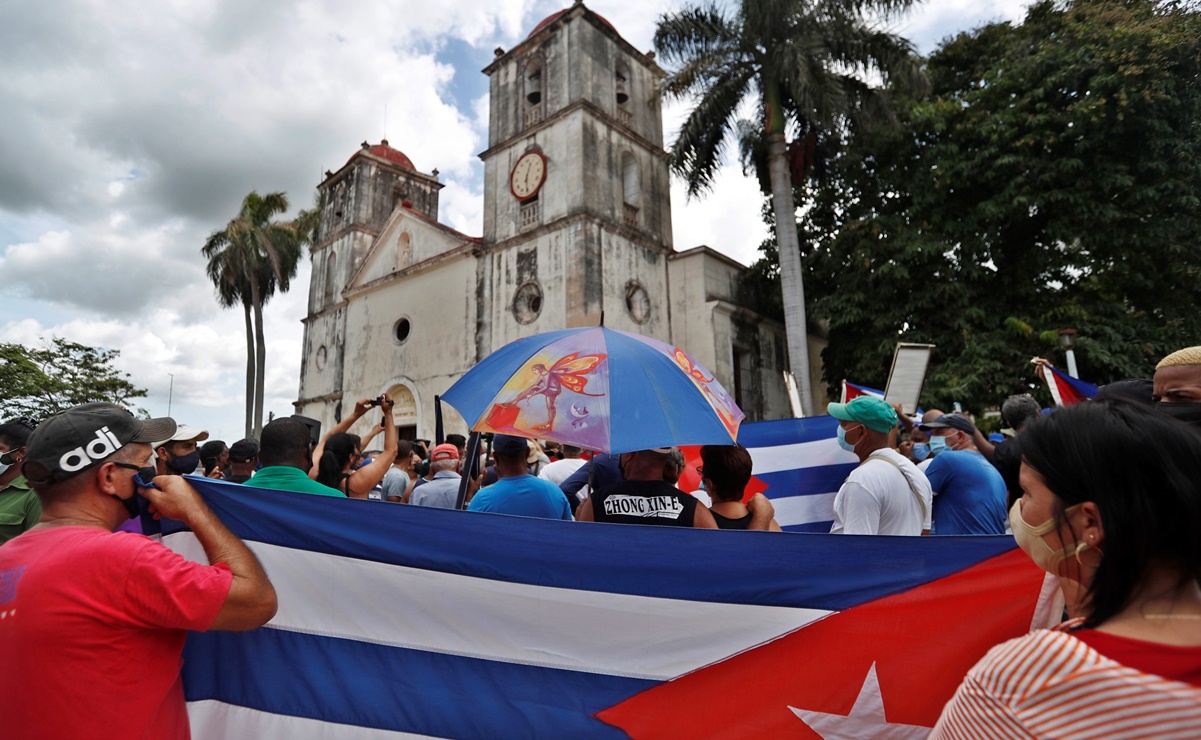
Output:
[{"xmin": 0, "ymin": 403, "xmax": 278, "ymax": 740}]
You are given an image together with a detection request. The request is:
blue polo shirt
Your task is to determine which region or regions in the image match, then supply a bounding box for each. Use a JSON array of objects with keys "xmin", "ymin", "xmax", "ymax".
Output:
[
  {"xmin": 468, "ymin": 475, "xmax": 572, "ymax": 521},
  {"xmin": 924, "ymin": 450, "xmax": 1008, "ymax": 535}
]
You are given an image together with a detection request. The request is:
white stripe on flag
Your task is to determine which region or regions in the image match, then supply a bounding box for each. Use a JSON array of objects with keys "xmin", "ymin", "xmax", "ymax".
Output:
[
  {"xmin": 748, "ymin": 439, "xmax": 857, "ymax": 475},
  {"xmin": 772, "ymin": 492, "xmax": 838, "ymax": 528},
  {"xmin": 167, "ymin": 533, "xmax": 831, "ymax": 681},
  {"xmin": 188, "ymin": 699, "xmax": 442, "ymax": 740}
]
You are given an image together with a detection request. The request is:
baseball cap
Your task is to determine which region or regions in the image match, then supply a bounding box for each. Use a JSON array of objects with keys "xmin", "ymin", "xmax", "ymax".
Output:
[
  {"xmin": 827, "ymin": 396, "xmax": 898, "ymax": 433},
  {"xmin": 430, "ymin": 443, "xmax": 460, "ymax": 461},
  {"xmin": 23, "ymin": 403, "xmax": 176, "ymax": 487},
  {"xmin": 920, "ymin": 413, "xmax": 976, "ymax": 435},
  {"xmin": 229, "ymin": 438, "xmax": 260, "ymax": 463},
  {"xmin": 152, "ymin": 424, "xmax": 209, "ymax": 449},
  {"xmin": 491, "ymin": 434, "xmax": 529, "ymax": 456}
]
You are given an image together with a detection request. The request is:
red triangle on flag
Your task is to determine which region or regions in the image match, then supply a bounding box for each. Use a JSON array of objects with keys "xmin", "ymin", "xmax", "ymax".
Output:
[{"xmin": 596, "ymin": 548, "xmax": 1047, "ymax": 738}]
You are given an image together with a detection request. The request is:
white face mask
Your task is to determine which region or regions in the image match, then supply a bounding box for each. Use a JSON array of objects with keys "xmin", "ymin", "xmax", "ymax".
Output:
[{"xmin": 1008, "ymin": 498, "xmax": 1097, "ymax": 577}]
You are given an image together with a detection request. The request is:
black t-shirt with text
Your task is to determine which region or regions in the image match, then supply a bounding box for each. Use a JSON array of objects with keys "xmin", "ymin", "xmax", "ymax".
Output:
[{"xmin": 591, "ymin": 480, "xmax": 698, "ymax": 527}]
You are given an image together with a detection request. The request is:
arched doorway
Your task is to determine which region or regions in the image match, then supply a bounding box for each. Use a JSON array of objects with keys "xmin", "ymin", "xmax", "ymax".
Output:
[{"xmin": 385, "ymin": 383, "xmax": 419, "ymax": 441}]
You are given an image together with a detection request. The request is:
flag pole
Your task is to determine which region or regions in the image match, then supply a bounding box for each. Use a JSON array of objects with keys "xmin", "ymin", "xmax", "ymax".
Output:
[
  {"xmin": 434, "ymin": 395, "xmax": 445, "ymax": 446},
  {"xmin": 455, "ymin": 431, "xmax": 483, "ymax": 510}
]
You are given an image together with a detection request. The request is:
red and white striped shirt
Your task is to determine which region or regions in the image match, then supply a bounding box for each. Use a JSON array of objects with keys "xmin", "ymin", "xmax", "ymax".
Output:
[{"xmin": 931, "ymin": 624, "xmax": 1201, "ymax": 739}]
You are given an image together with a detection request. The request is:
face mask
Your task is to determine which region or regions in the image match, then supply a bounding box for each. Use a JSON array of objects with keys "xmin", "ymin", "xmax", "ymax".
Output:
[
  {"xmin": 911, "ymin": 443, "xmax": 931, "ymax": 462},
  {"xmin": 928, "ymin": 435, "xmax": 953, "ymax": 456},
  {"xmin": 167, "ymin": 450, "xmax": 200, "ymax": 474},
  {"xmin": 111, "ymin": 465, "xmax": 155, "ymax": 520},
  {"xmin": 836, "ymin": 425, "xmax": 861, "ymax": 453},
  {"xmin": 1009, "ymin": 499, "xmax": 1095, "ymax": 577},
  {"xmin": 0, "ymin": 446, "xmax": 24, "ymax": 475},
  {"xmin": 1156, "ymin": 401, "xmax": 1201, "ymax": 429},
  {"xmin": 113, "ymin": 491, "xmax": 140, "ymax": 519}
]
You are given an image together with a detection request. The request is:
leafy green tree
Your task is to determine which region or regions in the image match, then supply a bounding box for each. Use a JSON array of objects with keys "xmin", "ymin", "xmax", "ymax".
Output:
[
  {"xmin": 776, "ymin": 0, "xmax": 1201, "ymax": 412},
  {"xmin": 202, "ymin": 192, "xmax": 308, "ymax": 437},
  {"xmin": 654, "ymin": 0, "xmax": 927, "ymax": 414},
  {"xmin": 0, "ymin": 339, "xmax": 147, "ymax": 421}
]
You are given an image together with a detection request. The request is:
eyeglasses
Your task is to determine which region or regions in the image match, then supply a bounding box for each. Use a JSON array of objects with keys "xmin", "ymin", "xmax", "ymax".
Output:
[{"xmin": 113, "ymin": 461, "xmax": 158, "ymax": 487}]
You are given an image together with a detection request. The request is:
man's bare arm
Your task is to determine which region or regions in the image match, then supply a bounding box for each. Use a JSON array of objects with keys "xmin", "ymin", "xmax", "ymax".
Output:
[
  {"xmin": 143, "ymin": 476, "xmax": 277, "ymax": 631},
  {"xmin": 746, "ymin": 494, "xmax": 779, "ymax": 531}
]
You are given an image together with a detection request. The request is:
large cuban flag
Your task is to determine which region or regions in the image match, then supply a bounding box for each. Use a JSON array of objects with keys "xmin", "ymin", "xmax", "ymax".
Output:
[{"xmin": 167, "ymin": 479, "xmax": 1060, "ymax": 739}]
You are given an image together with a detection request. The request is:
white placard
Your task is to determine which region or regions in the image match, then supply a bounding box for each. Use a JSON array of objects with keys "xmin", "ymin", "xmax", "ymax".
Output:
[{"xmin": 884, "ymin": 343, "xmax": 935, "ymax": 415}]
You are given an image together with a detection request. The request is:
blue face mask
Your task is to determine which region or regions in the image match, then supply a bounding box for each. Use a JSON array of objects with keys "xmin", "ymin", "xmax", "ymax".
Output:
[
  {"xmin": 911, "ymin": 442, "xmax": 931, "ymax": 461},
  {"xmin": 836, "ymin": 425, "xmax": 860, "ymax": 453},
  {"xmin": 167, "ymin": 450, "xmax": 200, "ymax": 474},
  {"xmin": 928, "ymin": 435, "xmax": 952, "ymax": 456}
]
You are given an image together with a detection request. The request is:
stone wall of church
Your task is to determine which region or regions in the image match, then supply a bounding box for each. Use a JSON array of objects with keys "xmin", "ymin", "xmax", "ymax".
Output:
[
  {"xmin": 296, "ymin": 307, "xmax": 346, "ymax": 423},
  {"xmin": 476, "ymin": 219, "xmax": 670, "ymax": 355},
  {"xmin": 335, "ymin": 254, "xmax": 478, "ymax": 440}
]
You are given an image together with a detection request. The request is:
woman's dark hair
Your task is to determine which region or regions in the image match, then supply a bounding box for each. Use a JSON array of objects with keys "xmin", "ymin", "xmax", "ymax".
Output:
[
  {"xmin": 1020, "ymin": 400, "xmax": 1201, "ymax": 628},
  {"xmin": 699, "ymin": 444, "xmax": 753, "ymax": 503},
  {"xmin": 317, "ymin": 433, "xmax": 361, "ymax": 494}
]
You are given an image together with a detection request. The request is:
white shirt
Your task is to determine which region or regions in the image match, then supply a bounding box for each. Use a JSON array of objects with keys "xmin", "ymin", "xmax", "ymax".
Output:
[
  {"xmin": 830, "ymin": 448, "xmax": 932, "ymax": 535},
  {"xmin": 537, "ymin": 458, "xmax": 587, "ymax": 487}
]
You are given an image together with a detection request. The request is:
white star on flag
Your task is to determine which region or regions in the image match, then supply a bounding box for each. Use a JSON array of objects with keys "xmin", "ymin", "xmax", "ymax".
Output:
[{"xmin": 789, "ymin": 662, "xmax": 932, "ymax": 739}]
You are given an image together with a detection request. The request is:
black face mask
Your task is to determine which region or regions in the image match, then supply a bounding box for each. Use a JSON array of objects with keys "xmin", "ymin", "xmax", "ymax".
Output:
[
  {"xmin": 1157, "ymin": 401, "xmax": 1201, "ymax": 429},
  {"xmin": 112, "ymin": 464, "xmax": 156, "ymax": 520}
]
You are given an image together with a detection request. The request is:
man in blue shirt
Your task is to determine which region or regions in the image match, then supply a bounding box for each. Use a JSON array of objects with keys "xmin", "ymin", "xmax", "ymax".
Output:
[
  {"xmin": 468, "ymin": 435, "xmax": 572, "ymax": 520},
  {"xmin": 919, "ymin": 414, "xmax": 1008, "ymax": 535}
]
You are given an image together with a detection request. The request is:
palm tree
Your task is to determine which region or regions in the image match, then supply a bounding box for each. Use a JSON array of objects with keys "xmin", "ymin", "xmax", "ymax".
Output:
[
  {"xmin": 202, "ymin": 192, "xmax": 307, "ymax": 436},
  {"xmin": 655, "ymin": 0, "xmax": 926, "ymax": 415}
]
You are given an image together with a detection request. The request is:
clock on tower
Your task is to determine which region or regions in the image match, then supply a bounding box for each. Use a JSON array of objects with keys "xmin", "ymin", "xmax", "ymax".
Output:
[{"xmin": 510, "ymin": 150, "xmax": 546, "ymax": 201}]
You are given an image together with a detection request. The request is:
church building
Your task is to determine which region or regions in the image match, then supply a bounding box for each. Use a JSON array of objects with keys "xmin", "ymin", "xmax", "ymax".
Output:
[{"xmin": 295, "ymin": 2, "xmax": 815, "ymax": 440}]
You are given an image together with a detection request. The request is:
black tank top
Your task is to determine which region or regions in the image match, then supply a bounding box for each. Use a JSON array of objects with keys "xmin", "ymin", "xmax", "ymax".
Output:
[
  {"xmin": 591, "ymin": 480, "xmax": 697, "ymax": 527},
  {"xmin": 711, "ymin": 511, "xmax": 752, "ymax": 530}
]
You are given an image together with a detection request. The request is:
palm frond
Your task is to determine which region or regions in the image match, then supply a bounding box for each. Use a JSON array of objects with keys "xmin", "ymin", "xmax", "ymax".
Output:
[{"xmin": 670, "ymin": 68, "xmax": 756, "ymax": 197}]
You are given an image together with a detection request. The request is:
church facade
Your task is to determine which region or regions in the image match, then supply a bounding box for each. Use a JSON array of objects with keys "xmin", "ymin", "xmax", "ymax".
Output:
[{"xmin": 295, "ymin": 3, "xmax": 815, "ymax": 440}]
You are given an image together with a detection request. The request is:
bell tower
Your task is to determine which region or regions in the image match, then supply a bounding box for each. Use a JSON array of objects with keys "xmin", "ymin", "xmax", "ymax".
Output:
[{"xmin": 476, "ymin": 2, "xmax": 673, "ymax": 359}]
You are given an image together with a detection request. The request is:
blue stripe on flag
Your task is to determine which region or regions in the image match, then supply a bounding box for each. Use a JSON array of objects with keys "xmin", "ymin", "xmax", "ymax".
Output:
[
  {"xmin": 784, "ymin": 521, "xmax": 836, "ymax": 533},
  {"xmin": 737, "ymin": 415, "xmax": 842, "ymax": 447},
  {"xmin": 183, "ymin": 628, "xmax": 648, "ymax": 739},
  {"xmin": 180, "ymin": 480, "xmax": 1017, "ymax": 611}
]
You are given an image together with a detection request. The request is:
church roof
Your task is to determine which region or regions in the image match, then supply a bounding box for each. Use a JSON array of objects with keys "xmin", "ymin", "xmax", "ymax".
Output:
[
  {"xmin": 528, "ymin": 7, "xmax": 616, "ymax": 38},
  {"xmin": 348, "ymin": 139, "xmax": 415, "ymax": 171}
]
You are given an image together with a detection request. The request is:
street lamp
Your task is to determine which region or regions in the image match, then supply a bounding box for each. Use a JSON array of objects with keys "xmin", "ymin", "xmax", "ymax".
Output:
[
  {"xmin": 1057, "ymin": 329, "xmax": 1079, "ymax": 379},
  {"xmin": 168, "ymin": 373, "xmax": 175, "ymax": 416}
]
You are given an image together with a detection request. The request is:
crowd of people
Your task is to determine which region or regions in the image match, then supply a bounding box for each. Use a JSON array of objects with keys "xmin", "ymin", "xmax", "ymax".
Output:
[{"xmin": 1, "ymin": 345, "xmax": 1199, "ymax": 737}]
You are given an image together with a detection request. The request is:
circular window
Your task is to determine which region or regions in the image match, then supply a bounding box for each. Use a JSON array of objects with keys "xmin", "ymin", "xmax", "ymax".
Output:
[
  {"xmin": 315, "ymin": 345, "xmax": 328, "ymax": 370},
  {"xmin": 625, "ymin": 282, "xmax": 651, "ymax": 324},
  {"xmin": 512, "ymin": 282, "xmax": 543, "ymax": 325},
  {"xmin": 393, "ymin": 317, "xmax": 412, "ymax": 345}
]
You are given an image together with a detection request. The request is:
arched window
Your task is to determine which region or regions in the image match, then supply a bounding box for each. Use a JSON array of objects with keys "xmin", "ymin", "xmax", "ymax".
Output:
[
  {"xmin": 622, "ymin": 152, "xmax": 640, "ymax": 227},
  {"xmin": 398, "ymin": 232, "xmax": 411, "ymax": 271},
  {"xmin": 524, "ymin": 59, "xmax": 544, "ymax": 128},
  {"xmin": 324, "ymin": 252, "xmax": 337, "ymax": 304},
  {"xmin": 615, "ymin": 63, "xmax": 631, "ymax": 127}
]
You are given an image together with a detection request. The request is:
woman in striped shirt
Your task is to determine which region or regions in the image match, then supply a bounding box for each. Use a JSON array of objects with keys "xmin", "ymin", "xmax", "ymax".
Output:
[{"xmin": 931, "ymin": 401, "xmax": 1201, "ymax": 739}]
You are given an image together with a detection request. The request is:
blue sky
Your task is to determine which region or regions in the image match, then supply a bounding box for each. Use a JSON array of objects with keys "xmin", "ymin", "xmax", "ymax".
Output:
[{"xmin": 0, "ymin": 0, "xmax": 1031, "ymax": 440}]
